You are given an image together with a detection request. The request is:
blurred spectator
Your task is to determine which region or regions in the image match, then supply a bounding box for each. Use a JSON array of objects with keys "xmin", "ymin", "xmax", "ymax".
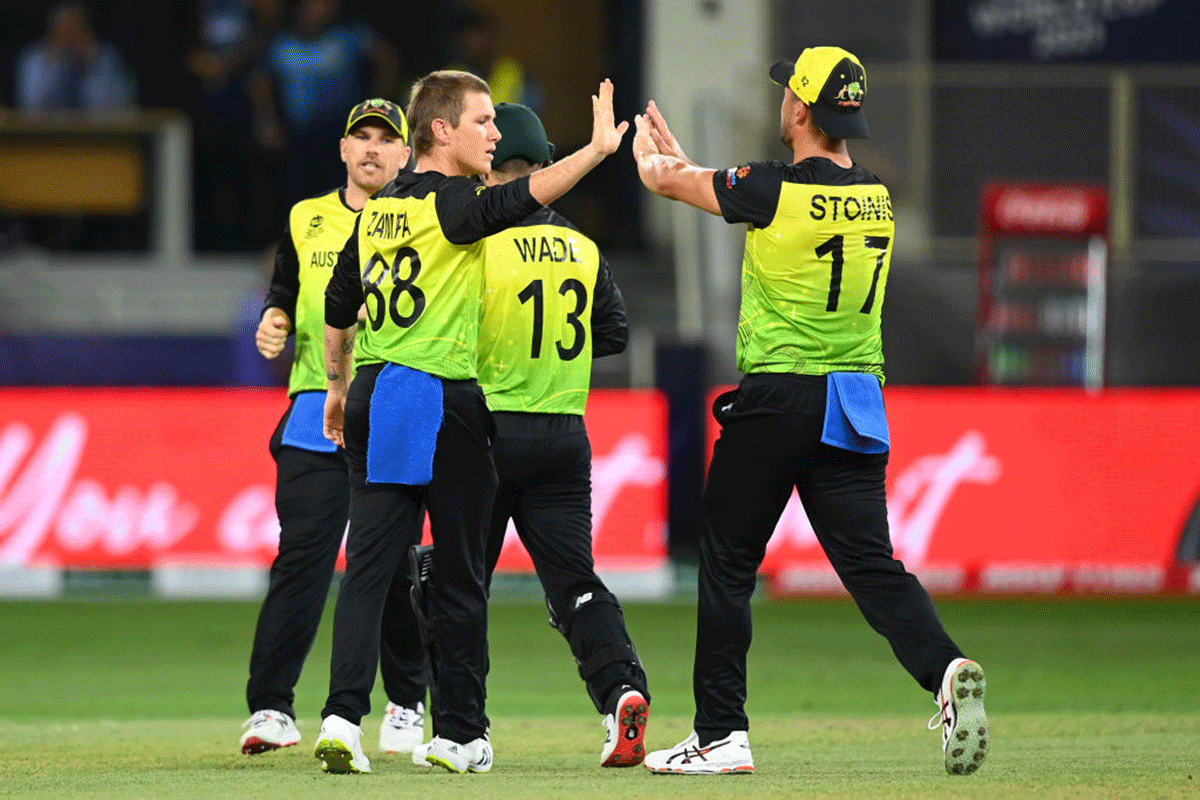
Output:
[
  {"xmin": 187, "ymin": 0, "xmax": 283, "ymax": 252},
  {"xmin": 7, "ymin": 2, "xmax": 139, "ymax": 251},
  {"xmin": 249, "ymin": 0, "xmax": 399, "ymax": 211},
  {"xmin": 14, "ymin": 1, "xmax": 135, "ymax": 112},
  {"xmin": 451, "ymin": 7, "xmax": 542, "ymax": 112}
]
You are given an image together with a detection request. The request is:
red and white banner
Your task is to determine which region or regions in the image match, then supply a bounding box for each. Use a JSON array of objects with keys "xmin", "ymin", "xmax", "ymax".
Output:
[
  {"xmin": 982, "ymin": 182, "xmax": 1108, "ymax": 236},
  {"xmin": 706, "ymin": 387, "xmax": 1200, "ymax": 595},
  {"xmin": 6, "ymin": 387, "xmax": 1198, "ymax": 595},
  {"xmin": 0, "ymin": 389, "xmax": 667, "ymax": 574}
]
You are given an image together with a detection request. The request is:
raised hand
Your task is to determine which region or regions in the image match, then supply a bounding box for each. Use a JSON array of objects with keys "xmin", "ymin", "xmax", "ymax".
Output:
[
  {"xmin": 591, "ymin": 79, "xmax": 630, "ymax": 157},
  {"xmin": 645, "ymin": 100, "xmax": 692, "ymax": 164},
  {"xmin": 632, "ymin": 113, "xmax": 661, "ymax": 162}
]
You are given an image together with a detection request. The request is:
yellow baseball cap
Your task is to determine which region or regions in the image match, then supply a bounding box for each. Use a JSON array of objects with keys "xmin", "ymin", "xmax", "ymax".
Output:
[
  {"xmin": 769, "ymin": 47, "xmax": 870, "ymax": 139},
  {"xmin": 344, "ymin": 98, "xmax": 408, "ymax": 143}
]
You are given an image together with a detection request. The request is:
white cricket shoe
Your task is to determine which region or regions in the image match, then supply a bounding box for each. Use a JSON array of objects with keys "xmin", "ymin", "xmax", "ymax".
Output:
[
  {"xmin": 314, "ymin": 714, "xmax": 371, "ymax": 774},
  {"xmin": 425, "ymin": 735, "xmax": 493, "ymax": 773},
  {"xmin": 643, "ymin": 730, "xmax": 755, "ymax": 774},
  {"xmin": 600, "ymin": 688, "xmax": 649, "ymax": 767},
  {"xmin": 411, "ymin": 740, "xmax": 433, "ymax": 767},
  {"xmin": 239, "ymin": 709, "xmax": 301, "ymax": 755},
  {"xmin": 379, "ymin": 701, "xmax": 424, "ymax": 753},
  {"xmin": 928, "ymin": 657, "xmax": 989, "ymax": 775}
]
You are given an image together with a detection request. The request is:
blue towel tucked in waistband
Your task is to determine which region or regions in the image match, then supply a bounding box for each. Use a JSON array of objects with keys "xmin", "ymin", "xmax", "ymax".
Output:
[
  {"xmin": 367, "ymin": 363, "xmax": 444, "ymax": 485},
  {"xmin": 281, "ymin": 391, "xmax": 338, "ymax": 453},
  {"xmin": 820, "ymin": 372, "xmax": 890, "ymax": 454}
]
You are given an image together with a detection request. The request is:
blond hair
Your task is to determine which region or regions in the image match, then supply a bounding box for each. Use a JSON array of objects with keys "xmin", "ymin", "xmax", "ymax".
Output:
[{"xmin": 407, "ymin": 70, "xmax": 492, "ymax": 157}]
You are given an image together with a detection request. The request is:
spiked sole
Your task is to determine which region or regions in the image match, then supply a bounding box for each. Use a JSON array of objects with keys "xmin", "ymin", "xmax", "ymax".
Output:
[
  {"xmin": 315, "ymin": 738, "xmax": 370, "ymax": 774},
  {"xmin": 426, "ymin": 753, "xmax": 466, "ymax": 773},
  {"xmin": 241, "ymin": 737, "xmax": 298, "ymax": 755},
  {"xmin": 425, "ymin": 753, "xmax": 492, "ymax": 773},
  {"xmin": 602, "ymin": 694, "xmax": 649, "ymax": 767},
  {"xmin": 945, "ymin": 661, "xmax": 989, "ymax": 775}
]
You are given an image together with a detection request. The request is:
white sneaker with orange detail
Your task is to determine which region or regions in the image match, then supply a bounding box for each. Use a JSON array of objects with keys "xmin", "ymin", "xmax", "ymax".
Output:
[
  {"xmin": 239, "ymin": 709, "xmax": 301, "ymax": 755},
  {"xmin": 643, "ymin": 730, "xmax": 755, "ymax": 774}
]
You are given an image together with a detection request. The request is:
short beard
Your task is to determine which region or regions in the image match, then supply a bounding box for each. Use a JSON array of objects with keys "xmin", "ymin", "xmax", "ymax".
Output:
[{"xmin": 354, "ymin": 168, "xmax": 387, "ymax": 195}]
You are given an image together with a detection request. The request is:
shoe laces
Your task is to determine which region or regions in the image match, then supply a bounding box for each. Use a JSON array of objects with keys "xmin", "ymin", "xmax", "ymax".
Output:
[
  {"xmin": 928, "ymin": 690, "xmax": 951, "ymax": 732},
  {"xmin": 601, "ymin": 714, "xmax": 616, "ymax": 747},
  {"xmin": 385, "ymin": 703, "xmax": 422, "ymax": 728},
  {"xmin": 244, "ymin": 709, "xmax": 283, "ymax": 729}
]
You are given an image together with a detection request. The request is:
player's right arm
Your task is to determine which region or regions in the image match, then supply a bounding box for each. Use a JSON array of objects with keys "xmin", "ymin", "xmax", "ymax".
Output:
[
  {"xmin": 437, "ymin": 81, "xmax": 628, "ymax": 246},
  {"xmin": 257, "ymin": 223, "xmax": 298, "ymax": 359},
  {"xmin": 632, "ymin": 110, "xmax": 719, "ymax": 215},
  {"xmin": 526, "ymin": 79, "xmax": 628, "ymax": 206},
  {"xmin": 436, "ymin": 176, "xmax": 542, "ymax": 245},
  {"xmin": 323, "ymin": 222, "xmax": 365, "ymax": 447}
]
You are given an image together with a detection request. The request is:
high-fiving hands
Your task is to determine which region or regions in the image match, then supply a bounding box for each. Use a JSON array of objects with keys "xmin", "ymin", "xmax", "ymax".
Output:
[
  {"xmin": 638, "ymin": 100, "xmax": 692, "ymax": 163},
  {"xmin": 631, "ymin": 100, "xmax": 721, "ymax": 214},
  {"xmin": 591, "ymin": 79, "xmax": 630, "ymax": 157},
  {"xmin": 528, "ymin": 79, "xmax": 629, "ymax": 206},
  {"xmin": 632, "ymin": 113, "xmax": 659, "ymax": 163}
]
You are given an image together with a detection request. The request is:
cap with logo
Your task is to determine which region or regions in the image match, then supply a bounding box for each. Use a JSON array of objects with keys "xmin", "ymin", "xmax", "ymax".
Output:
[
  {"xmin": 491, "ymin": 102, "xmax": 555, "ymax": 168},
  {"xmin": 344, "ymin": 98, "xmax": 408, "ymax": 143},
  {"xmin": 769, "ymin": 46, "xmax": 870, "ymax": 140}
]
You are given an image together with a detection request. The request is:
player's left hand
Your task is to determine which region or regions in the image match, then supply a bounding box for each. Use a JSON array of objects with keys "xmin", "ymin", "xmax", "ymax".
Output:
[{"xmin": 590, "ymin": 79, "xmax": 629, "ymax": 157}]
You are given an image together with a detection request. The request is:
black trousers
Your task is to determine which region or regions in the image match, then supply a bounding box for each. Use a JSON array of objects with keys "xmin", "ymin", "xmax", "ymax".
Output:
[
  {"xmin": 245, "ymin": 397, "xmax": 349, "ymax": 720},
  {"xmin": 484, "ymin": 412, "xmax": 649, "ymax": 713},
  {"xmin": 693, "ymin": 373, "xmax": 964, "ymax": 741},
  {"xmin": 378, "ymin": 560, "xmax": 429, "ymax": 709},
  {"xmin": 322, "ymin": 363, "xmax": 497, "ymax": 743}
]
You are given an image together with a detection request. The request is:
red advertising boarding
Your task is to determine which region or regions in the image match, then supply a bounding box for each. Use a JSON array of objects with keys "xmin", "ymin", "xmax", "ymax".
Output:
[
  {"xmin": 0, "ymin": 389, "xmax": 667, "ymax": 574},
  {"xmin": 706, "ymin": 387, "xmax": 1200, "ymax": 595},
  {"xmin": 5, "ymin": 387, "xmax": 1198, "ymax": 595}
]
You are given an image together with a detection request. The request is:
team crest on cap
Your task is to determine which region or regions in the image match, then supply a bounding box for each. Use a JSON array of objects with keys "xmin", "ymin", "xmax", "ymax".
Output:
[{"xmin": 835, "ymin": 79, "xmax": 863, "ymax": 108}]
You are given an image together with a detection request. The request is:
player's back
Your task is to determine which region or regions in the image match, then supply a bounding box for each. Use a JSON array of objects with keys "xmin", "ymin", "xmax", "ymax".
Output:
[
  {"xmin": 737, "ymin": 157, "xmax": 895, "ymax": 380},
  {"xmin": 478, "ymin": 206, "xmax": 601, "ymax": 414}
]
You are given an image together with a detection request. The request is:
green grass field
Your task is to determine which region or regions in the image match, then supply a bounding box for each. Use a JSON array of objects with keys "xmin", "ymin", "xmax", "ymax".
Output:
[{"xmin": 1, "ymin": 596, "xmax": 1198, "ymax": 799}]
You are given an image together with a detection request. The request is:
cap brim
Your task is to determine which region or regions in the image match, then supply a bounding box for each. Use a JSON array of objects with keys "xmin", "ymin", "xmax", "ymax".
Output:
[
  {"xmin": 809, "ymin": 103, "xmax": 871, "ymax": 140},
  {"xmin": 768, "ymin": 61, "xmax": 793, "ymax": 87},
  {"xmin": 346, "ymin": 112, "xmax": 404, "ymax": 138}
]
